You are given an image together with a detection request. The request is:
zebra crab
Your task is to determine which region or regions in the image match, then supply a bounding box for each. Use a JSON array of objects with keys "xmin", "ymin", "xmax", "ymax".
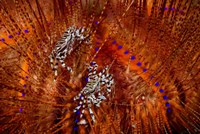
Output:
[{"xmin": 73, "ymin": 61, "xmax": 114, "ymax": 125}]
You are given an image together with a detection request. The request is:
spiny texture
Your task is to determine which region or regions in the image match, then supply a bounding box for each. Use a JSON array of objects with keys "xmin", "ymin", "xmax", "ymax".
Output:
[{"xmin": 0, "ymin": 0, "xmax": 199, "ymax": 134}]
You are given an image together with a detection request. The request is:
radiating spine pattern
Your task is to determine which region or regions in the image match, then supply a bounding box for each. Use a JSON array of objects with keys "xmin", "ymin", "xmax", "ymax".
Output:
[{"xmin": 0, "ymin": 0, "xmax": 199, "ymax": 133}]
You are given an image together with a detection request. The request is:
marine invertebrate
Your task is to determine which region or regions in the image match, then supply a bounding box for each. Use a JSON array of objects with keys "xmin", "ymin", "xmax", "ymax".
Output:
[
  {"xmin": 0, "ymin": 0, "xmax": 199, "ymax": 134},
  {"xmin": 49, "ymin": 26, "xmax": 90, "ymax": 79},
  {"xmin": 73, "ymin": 61, "xmax": 114, "ymax": 125}
]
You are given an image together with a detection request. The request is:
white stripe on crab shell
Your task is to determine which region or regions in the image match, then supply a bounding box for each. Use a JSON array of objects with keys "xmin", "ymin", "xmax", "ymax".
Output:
[
  {"xmin": 73, "ymin": 97, "xmax": 78, "ymax": 101},
  {"xmin": 67, "ymin": 66, "xmax": 72, "ymax": 72},
  {"xmin": 101, "ymin": 74, "xmax": 106, "ymax": 80},
  {"xmin": 51, "ymin": 64, "xmax": 53, "ymax": 69},
  {"xmin": 88, "ymin": 66, "xmax": 93, "ymax": 71},
  {"xmin": 109, "ymin": 79, "xmax": 113, "ymax": 84},
  {"xmin": 105, "ymin": 79, "xmax": 109, "ymax": 83},
  {"xmin": 73, "ymin": 109, "xmax": 77, "ymax": 113},
  {"xmin": 50, "ymin": 57, "xmax": 54, "ymax": 62},
  {"xmin": 88, "ymin": 72, "xmax": 93, "ymax": 77},
  {"xmin": 95, "ymin": 103, "xmax": 100, "ymax": 107},
  {"xmin": 108, "ymin": 80, "xmax": 114, "ymax": 85},
  {"xmin": 105, "ymin": 73, "xmax": 110, "ymax": 77},
  {"xmin": 74, "ymin": 105, "xmax": 81, "ymax": 112},
  {"xmin": 101, "ymin": 81, "xmax": 105, "ymax": 85},
  {"xmin": 91, "ymin": 98, "xmax": 98, "ymax": 105},
  {"xmin": 82, "ymin": 104, "xmax": 86, "ymax": 108},
  {"xmin": 78, "ymin": 119, "xmax": 87, "ymax": 125},
  {"xmin": 54, "ymin": 64, "xmax": 58, "ymax": 69},
  {"xmin": 82, "ymin": 109, "xmax": 85, "ymax": 113},
  {"xmin": 80, "ymin": 113, "xmax": 83, "ymax": 118},
  {"xmin": 65, "ymin": 35, "xmax": 71, "ymax": 43},
  {"xmin": 92, "ymin": 71, "xmax": 97, "ymax": 76},
  {"xmin": 79, "ymin": 35, "xmax": 85, "ymax": 40},
  {"xmin": 91, "ymin": 94, "xmax": 97, "ymax": 100},
  {"xmin": 106, "ymin": 88, "xmax": 111, "ymax": 92},
  {"xmin": 61, "ymin": 63, "xmax": 66, "ymax": 67},
  {"xmin": 95, "ymin": 83, "xmax": 101, "ymax": 92},
  {"xmin": 98, "ymin": 95, "xmax": 106, "ymax": 100},
  {"xmin": 55, "ymin": 70, "xmax": 58, "ymax": 76},
  {"xmin": 59, "ymin": 59, "xmax": 64, "ymax": 63},
  {"xmin": 88, "ymin": 108, "xmax": 95, "ymax": 122},
  {"xmin": 98, "ymin": 72, "xmax": 102, "ymax": 76},
  {"xmin": 81, "ymin": 28, "xmax": 85, "ymax": 33},
  {"xmin": 75, "ymin": 29, "xmax": 80, "ymax": 36}
]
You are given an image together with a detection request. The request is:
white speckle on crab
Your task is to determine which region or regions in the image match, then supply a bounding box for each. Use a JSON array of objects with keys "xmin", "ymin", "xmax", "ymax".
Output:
[{"xmin": 78, "ymin": 119, "xmax": 87, "ymax": 125}]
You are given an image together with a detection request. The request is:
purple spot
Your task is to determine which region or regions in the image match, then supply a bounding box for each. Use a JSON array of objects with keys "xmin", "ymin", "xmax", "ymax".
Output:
[
  {"xmin": 143, "ymin": 68, "xmax": 147, "ymax": 72},
  {"xmin": 124, "ymin": 50, "xmax": 129, "ymax": 54},
  {"xmin": 118, "ymin": 45, "xmax": 122, "ymax": 49},
  {"xmin": 24, "ymin": 29, "xmax": 29, "ymax": 33},
  {"xmin": 166, "ymin": 102, "xmax": 170, "ymax": 107},
  {"xmin": 167, "ymin": 108, "xmax": 171, "ymax": 113},
  {"xmin": 164, "ymin": 7, "xmax": 168, "ymax": 10},
  {"xmin": 112, "ymin": 40, "xmax": 117, "ymax": 44},
  {"xmin": 171, "ymin": 8, "xmax": 175, "ymax": 11},
  {"xmin": 85, "ymin": 77, "xmax": 88, "ymax": 82},
  {"xmin": 25, "ymin": 76, "xmax": 28, "ymax": 79},
  {"xmin": 163, "ymin": 96, "xmax": 168, "ymax": 100},
  {"xmin": 19, "ymin": 108, "xmax": 22, "ymax": 112},
  {"xmin": 155, "ymin": 82, "xmax": 160, "ymax": 87},
  {"xmin": 23, "ymin": 84, "xmax": 26, "ymax": 88},
  {"xmin": 96, "ymin": 42, "xmax": 100, "ymax": 44},
  {"xmin": 180, "ymin": 10, "xmax": 184, "ymax": 15},
  {"xmin": 150, "ymin": 76, "xmax": 154, "ymax": 79},
  {"xmin": 74, "ymin": 126, "xmax": 78, "ymax": 131},
  {"xmin": 159, "ymin": 89, "xmax": 164, "ymax": 93},
  {"xmin": 17, "ymin": 32, "xmax": 20, "ymax": 35},
  {"xmin": 76, "ymin": 110, "xmax": 80, "ymax": 115},
  {"xmin": 79, "ymin": 95, "xmax": 83, "ymax": 99},
  {"xmin": 131, "ymin": 56, "xmax": 135, "ymax": 60},
  {"xmin": 8, "ymin": 35, "xmax": 13, "ymax": 38},
  {"xmin": 75, "ymin": 118, "xmax": 79, "ymax": 123},
  {"xmin": 137, "ymin": 62, "xmax": 142, "ymax": 66},
  {"xmin": 22, "ymin": 93, "xmax": 25, "ymax": 97},
  {"xmin": 95, "ymin": 21, "xmax": 99, "ymax": 25},
  {"xmin": 95, "ymin": 47, "xmax": 99, "ymax": 51},
  {"xmin": 91, "ymin": 62, "xmax": 95, "ymax": 65},
  {"xmin": 69, "ymin": 1, "xmax": 73, "ymax": 5},
  {"xmin": 1, "ymin": 38, "xmax": 5, "ymax": 42}
]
